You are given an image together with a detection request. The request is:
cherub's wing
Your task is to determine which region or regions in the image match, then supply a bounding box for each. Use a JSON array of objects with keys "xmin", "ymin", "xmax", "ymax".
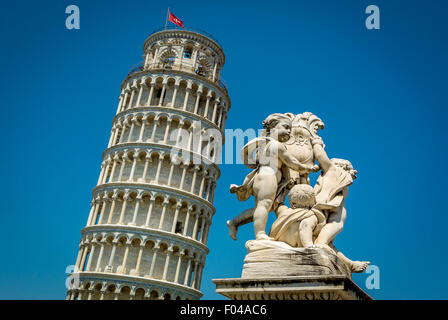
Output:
[{"xmin": 241, "ymin": 137, "xmax": 271, "ymax": 169}]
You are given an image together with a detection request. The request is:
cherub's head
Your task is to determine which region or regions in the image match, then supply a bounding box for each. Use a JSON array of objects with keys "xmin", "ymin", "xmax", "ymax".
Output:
[
  {"xmin": 289, "ymin": 184, "xmax": 316, "ymax": 209},
  {"xmin": 262, "ymin": 113, "xmax": 293, "ymax": 142},
  {"xmin": 331, "ymin": 158, "xmax": 358, "ymax": 179}
]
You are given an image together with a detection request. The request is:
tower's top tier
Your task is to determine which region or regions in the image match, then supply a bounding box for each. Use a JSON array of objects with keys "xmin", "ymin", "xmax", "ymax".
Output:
[{"xmin": 141, "ymin": 27, "xmax": 226, "ymax": 84}]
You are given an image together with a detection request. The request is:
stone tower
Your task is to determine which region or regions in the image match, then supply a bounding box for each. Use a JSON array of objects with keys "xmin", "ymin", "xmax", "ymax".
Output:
[{"xmin": 67, "ymin": 27, "xmax": 230, "ymax": 300}]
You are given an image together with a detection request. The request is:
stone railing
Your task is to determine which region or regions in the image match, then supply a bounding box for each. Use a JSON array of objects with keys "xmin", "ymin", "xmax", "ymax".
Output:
[
  {"xmin": 127, "ymin": 62, "xmax": 228, "ymax": 93},
  {"xmin": 148, "ymin": 26, "xmax": 223, "ymax": 47}
]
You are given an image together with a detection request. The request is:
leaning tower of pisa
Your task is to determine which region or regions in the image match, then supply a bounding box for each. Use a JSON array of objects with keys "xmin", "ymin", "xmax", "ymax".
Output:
[{"xmin": 67, "ymin": 27, "xmax": 230, "ymax": 300}]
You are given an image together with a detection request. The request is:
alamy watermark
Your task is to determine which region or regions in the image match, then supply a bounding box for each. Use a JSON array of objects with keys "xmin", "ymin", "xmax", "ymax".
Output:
[
  {"xmin": 65, "ymin": 5, "xmax": 80, "ymax": 30},
  {"xmin": 365, "ymin": 264, "xmax": 380, "ymax": 290},
  {"xmin": 65, "ymin": 265, "xmax": 80, "ymax": 290},
  {"xmin": 166, "ymin": 121, "xmax": 285, "ymax": 173},
  {"xmin": 365, "ymin": 5, "xmax": 380, "ymax": 30}
]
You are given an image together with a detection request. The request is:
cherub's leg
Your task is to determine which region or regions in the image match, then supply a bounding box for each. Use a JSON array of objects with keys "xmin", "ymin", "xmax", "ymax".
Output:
[
  {"xmin": 253, "ymin": 198, "xmax": 274, "ymax": 240},
  {"xmin": 252, "ymin": 173, "xmax": 277, "ymax": 240},
  {"xmin": 329, "ymin": 243, "xmax": 370, "ymax": 273},
  {"xmin": 227, "ymin": 208, "xmax": 254, "ymax": 240},
  {"xmin": 298, "ymin": 215, "xmax": 318, "ymax": 247},
  {"xmin": 315, "ymin": 206, "xmax": 346, "ymax": 246}
]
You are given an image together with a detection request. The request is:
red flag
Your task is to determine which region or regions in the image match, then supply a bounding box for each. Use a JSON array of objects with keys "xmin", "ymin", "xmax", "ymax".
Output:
[{"xmin": 169, "ymin": 12, "xmax": 184, "ymax": 28}]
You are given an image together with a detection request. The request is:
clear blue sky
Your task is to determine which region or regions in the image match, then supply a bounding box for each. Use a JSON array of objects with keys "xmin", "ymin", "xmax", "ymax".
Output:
[{"xmin": 0, "ymin": 0, "xmax": 447, "ymax": 299}]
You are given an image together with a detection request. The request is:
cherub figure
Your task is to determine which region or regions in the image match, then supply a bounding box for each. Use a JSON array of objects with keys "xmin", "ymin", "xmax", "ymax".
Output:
[
  {"xmin": 312, "ymin": 138, "xmax": 370, "ymax": 272},
  {"xmin": 269, "ymin": 184, "xmax": 327, "ymax": 248},
  {"xmin": 269, "ymin": 183, "xmax": 369, "ymax": 273},
  {"xmin": 228, "ymin": 113, "xmax": 318, "ymax": 240},
  {"xmin": 311, "ymin": 138, "xmax": 357, "ymax": 248}
]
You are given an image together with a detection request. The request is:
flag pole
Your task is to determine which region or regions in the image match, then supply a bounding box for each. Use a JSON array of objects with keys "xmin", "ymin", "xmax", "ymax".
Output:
[{"xmin": 165, "ymin": 7, "xmax": 170, "ymax": 30}]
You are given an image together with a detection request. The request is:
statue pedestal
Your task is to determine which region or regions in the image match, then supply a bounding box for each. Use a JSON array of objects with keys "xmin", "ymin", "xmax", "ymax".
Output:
[
  {"xmin": 213, "ymin": 240, "xmax": 372, "ymax": 300},
  {"xmin": 213, "ymin": 275, "xmax": 371, "ymax": 300}
]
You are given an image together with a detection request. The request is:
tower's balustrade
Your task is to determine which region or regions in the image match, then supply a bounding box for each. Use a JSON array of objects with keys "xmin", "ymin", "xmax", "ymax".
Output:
[{"xmin": 67, "ymin": 27, "xmax": 230, "ymax": 300}]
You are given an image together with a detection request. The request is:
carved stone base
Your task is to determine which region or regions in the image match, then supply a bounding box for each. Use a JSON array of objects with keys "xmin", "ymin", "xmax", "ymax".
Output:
[
  {"xmin": 241, "ymin": 240, "xmax": 351, "ymax": 279},
  {"xmin": 213, "ymin": 240, "xmax": 371, "ymax": 300},
  {"xmin": 213, "ymin": 275, "xmax": 372, "ymax": 300}
]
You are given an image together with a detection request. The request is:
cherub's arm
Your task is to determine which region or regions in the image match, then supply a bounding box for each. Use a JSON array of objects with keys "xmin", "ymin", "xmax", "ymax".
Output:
[
  {"xmin": 312, "ymin": 140, "xmax": 332, "ymax": 172},
  {"xmin": 277, "ymin": 142, "xmax": 316, "ymax": 172}
]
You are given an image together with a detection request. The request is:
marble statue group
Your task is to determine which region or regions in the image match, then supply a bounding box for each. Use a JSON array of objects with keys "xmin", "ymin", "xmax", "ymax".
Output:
[{"xmin": 227, "ymin": 112, "xmax": 370, "ymax": 276}]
